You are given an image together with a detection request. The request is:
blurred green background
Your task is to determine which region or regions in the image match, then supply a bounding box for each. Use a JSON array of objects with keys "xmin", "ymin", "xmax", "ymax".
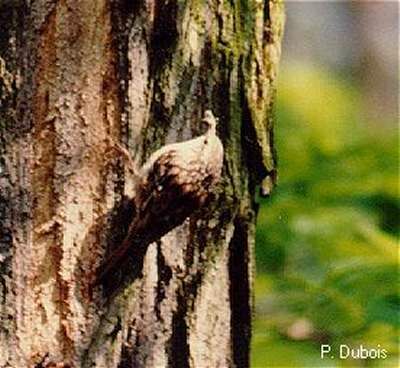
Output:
[{"xmin": 252, "ymin": 2, "xmax": 399, "ymax": 367}]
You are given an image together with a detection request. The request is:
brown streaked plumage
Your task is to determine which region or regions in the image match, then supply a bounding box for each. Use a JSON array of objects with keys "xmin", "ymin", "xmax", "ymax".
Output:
[{"xmin": 97, "ymin": 110, "xmax": 223, "ymax": 284}]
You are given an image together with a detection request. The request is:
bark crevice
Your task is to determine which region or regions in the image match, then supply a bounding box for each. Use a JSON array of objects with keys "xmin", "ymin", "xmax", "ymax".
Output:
[{"xmin": 229, "ymin": 214, "xmax": 253, "ymax": 368}]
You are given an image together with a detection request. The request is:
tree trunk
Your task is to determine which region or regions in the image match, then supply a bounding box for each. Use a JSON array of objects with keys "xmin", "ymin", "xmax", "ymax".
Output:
[{"xmin": 0, "ymin": 1, "xmax": 284, "ymax": 367}]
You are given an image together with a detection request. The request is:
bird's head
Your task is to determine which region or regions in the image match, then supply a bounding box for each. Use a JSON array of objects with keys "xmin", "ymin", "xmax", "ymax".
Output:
[{"xmin": 201, "ymin": 110, "xmax": 218, "ymax": 135}]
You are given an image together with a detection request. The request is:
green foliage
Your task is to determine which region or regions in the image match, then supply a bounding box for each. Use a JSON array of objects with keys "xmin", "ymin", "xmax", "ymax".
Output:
[{"xmin": 252, "ymin": 64, "xmax": 399, "ymax": 367}]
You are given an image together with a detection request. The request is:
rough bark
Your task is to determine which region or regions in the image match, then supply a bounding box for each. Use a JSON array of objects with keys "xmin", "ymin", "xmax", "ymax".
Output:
[{"xmin": 0, "ymin": 1, "xmax": 284, "ymax": 367}]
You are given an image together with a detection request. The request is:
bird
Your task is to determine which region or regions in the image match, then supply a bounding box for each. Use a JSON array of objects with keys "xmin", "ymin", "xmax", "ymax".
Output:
[{"xmin": 97, "ymin": 110, "xmax": 223, "ymax": 286}]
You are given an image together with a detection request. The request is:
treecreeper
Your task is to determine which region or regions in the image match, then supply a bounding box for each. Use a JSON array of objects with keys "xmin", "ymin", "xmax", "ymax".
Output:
[{"xmin": 97, "ymin": 110, "xmax": 224, "ymax": 289}]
